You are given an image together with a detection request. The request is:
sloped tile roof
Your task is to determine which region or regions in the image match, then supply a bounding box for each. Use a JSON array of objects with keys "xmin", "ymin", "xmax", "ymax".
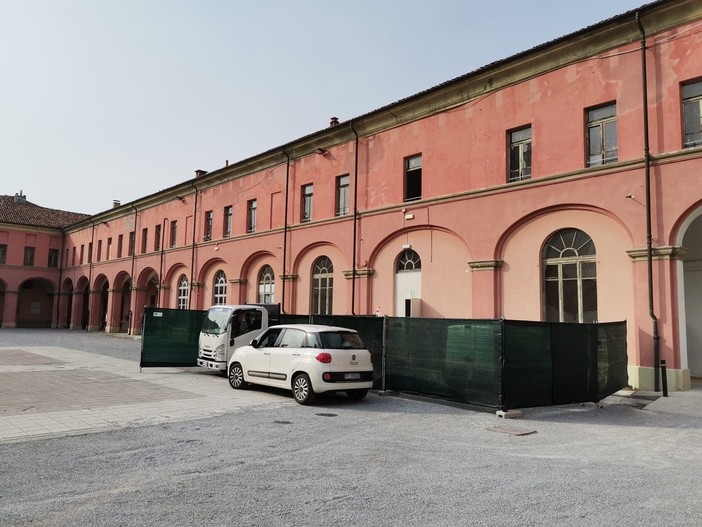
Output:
[{"xmin": 0, "ymin": 195, "xmax": 89, "ymax": 229}]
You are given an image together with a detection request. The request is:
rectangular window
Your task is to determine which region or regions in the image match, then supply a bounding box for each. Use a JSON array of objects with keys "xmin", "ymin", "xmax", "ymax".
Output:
[
  {"xmin": 586, "ymin": 103, "xmax": 617, "ymax": 166},
  {"xmin": 170, "ymin": 221, "xmax": 177, "ymax": 248},
  {"xmin": 97, "ymin": 240, "xmax": 102, "ymax": 262},
  {"xmin": 0, "ymin": 244, "xmax": 7, "ymax": 264},
  {"xmin": 247, "ymin": 200, "xmax": 257, "ymax": 233},
  {"xmin": 154, "ymin": 225, "xmax": 161, "ymax": 251},
  {"xmin": 72, "ymin": 246, "xmax": 76, "ymax": 266},
  {"xmin": 88, "ymin": 242, "xmax": 93, "ymax": 263},
  {"xmin": 301, "ymin": 184, "xmax": 313, "ymax": 223},
  {"xmin": 80, "ymin": 245, "xmax": 84, "ymax": 265},
  {"xmin": 404, "ymin": 155, "xmax": 422, "ymax": 201},
  {"xmin": 335, "ymin": 175, "xmax": 350, "ymax": 216},
  {"xmin": 141, "ymin": 228, "xmax": 148, "ymax": 253},
  {"xmin": 683, "ymin": 80, "xmax": 702, "ymax": 148},
  {"xmin": 204, "ymin": 210, "xmax": 213, "ymax": 240},
  {"xmin": 24, "ymin": 246, "xmax": 35, "ymax": 266},
  {"xmin": 64, "ymin": 248, "xmax": 68, "ymax": 267},
  {"xmin": 48, "ymin": 248, "xmax": 59, "ymax": 268},
  {"xmin": 128, "ymin": 232, "xmax": 135, "ymax": 256},
  {"xmin": 508, "ymin": 127, "xmax": 532, "ymax": 182},
  {"xmin": 223, "ymin": 206, "xmax": 233, "ymax": 237},
  {"xmin": 117, "ymin": 235, "xmax": 123, "ymax": 258},
  {"xmin": 107, "ymin": 237, "xmax": 112, "ymax": 260}
]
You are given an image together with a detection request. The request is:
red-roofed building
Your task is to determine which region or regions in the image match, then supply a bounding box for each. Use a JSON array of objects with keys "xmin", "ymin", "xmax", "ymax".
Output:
[{"xmin": 0, "ymin": 192, "xmax": 88, "ymax": 328}]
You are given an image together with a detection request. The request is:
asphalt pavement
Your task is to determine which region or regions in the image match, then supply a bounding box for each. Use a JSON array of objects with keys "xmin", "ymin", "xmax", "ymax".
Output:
[{"xmin": 1, "ymin": 329, "xmax": 701, "ymax": 526}]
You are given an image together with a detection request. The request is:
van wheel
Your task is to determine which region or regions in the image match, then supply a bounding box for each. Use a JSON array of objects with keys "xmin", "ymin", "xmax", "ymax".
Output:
[
  {"xmin": 346, "ymin": 389, "xmax": 368, "ymax": 401},
  {"xmin": 228, "ymin": 363, "xmax": 246, "ymax": 389},
  {"xmin": 292, "ymin": 374, "xmax": 316, "ymax": 405}
]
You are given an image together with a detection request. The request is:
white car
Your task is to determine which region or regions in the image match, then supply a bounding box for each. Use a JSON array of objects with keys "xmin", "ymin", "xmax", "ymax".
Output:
[{"xmin": 227, "ymin": 324, "xmax": 374, "ymax": 404}]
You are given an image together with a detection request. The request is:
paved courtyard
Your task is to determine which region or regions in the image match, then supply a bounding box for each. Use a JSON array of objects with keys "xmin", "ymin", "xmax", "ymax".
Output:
[{"xmin": 1, "ymin": 330, "xmax": 701, "ymax": 526}]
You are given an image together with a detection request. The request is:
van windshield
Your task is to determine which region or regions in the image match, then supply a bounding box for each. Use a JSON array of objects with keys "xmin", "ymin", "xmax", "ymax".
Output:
[{"xmin": 201, "ymin": 307, "xmax": 232, "ymax": 335}]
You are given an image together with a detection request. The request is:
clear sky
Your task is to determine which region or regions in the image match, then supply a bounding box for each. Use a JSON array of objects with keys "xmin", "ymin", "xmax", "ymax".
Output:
[{"xmin": 1, "ymin": 0, "xmax": 649, "ymax": 215}]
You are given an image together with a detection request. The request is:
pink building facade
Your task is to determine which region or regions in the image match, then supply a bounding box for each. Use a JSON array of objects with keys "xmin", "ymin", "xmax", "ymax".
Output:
[{"xmin": 1, "ymin": 0, "xmax": 701, "ymax": 390}]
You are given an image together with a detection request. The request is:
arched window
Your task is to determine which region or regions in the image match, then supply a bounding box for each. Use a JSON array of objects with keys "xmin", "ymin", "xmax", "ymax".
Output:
[
  {"xmin": 213, "ymin": 270, "xmax": 227, "ymax": 305},
  {"xmin": 177, "ymin": 274, "xmax": 189, "ymax": 310},
  {"xmin": 396, "ymin": 249, "xmax": 421, "ymax": 272},
  {"xmin": 543, "ymin": 228, "xmax": 597, "ymax": 323},
  {"xmin": 258, "ymin": 265, "xmax": 275, "ymax": 303},
  {"xmin": 311, "ymin": 256, "xmax": 334, "ymax": 315}
]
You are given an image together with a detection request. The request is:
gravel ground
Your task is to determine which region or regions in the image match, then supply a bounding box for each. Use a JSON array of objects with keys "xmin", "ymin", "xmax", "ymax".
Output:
[{"xmin": 1, "ymin": 329, "xmax": 701, "ymax": 526}]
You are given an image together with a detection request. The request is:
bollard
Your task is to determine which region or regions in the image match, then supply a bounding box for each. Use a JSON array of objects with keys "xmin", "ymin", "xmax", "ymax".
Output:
[{"xmin": 660, "ymin": 359, "xmax": 668, "ymax": 397}]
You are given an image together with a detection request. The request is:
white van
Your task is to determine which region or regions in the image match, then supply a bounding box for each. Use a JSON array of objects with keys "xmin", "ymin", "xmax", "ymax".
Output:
[{"xmin": 197, "ymin": 304, "xmax": 279, "ymax": 372}]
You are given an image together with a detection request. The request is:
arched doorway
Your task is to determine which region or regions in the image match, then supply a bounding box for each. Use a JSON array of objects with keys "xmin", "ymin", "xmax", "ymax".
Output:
[
  {"xmin": 394, "ymin": 249, "xmax": 422, "ymax": 317},
  {"xmin": 120, "ymin": 279, "xmax": 131, "ymax": 332},
  {"xmin": 681, "ymin": 214, "xmax": 702, "ymax": 378},
  {"xmin": 16, "ymin": 279, "xmax": 54, "ymax": 328}
]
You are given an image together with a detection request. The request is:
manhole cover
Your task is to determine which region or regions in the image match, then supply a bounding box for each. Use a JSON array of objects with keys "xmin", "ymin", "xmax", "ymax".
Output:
[
  {"xmin": 315, "ymin": 413, "xmax": 337, "ymax": 418},
  {"xmin": 486, "ymin": 425, "xmax": 537, "ymax": 436}
]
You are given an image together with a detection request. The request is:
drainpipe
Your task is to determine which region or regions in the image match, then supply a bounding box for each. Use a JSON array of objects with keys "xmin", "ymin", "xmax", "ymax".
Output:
[
  {"xmin": 87, "ymin": 220, "xmax": 95, "ymax": 331},
  {"xmin": 637, "ymin": 11, "xmax": 660, "ymax": 391},
  {"xmin": 130, "ymin": 204, "xmax": 138, "ymax": 333},
  {"xmin": 282, "ymin": 148, "xmax": 291, "ymax": 314},
  {"xmin": 350, "ymin": 120, "xmax": 360, "ymax": 315},
  {"xmin": 189, "ymin": 183, "xmax": 198, "ymax": 309},
  {"xmin": 158, "ymin": 217, "xmax": 168, "ymax": 308}
]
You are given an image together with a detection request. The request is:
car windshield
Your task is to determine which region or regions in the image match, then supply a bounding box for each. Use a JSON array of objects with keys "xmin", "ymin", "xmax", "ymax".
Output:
[
  {"xmin": 201, "ymin": 307, "xmax": 232, "ymax": 335},
  {"xmin": 317, "ymin": 331, "xmax": 365, "ymax": 350}
]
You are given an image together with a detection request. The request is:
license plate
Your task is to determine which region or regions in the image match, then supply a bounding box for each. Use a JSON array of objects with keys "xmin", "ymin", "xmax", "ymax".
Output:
[{"xmin": 344, "ymin": 373, "xmax": 361, "ymax": 380}]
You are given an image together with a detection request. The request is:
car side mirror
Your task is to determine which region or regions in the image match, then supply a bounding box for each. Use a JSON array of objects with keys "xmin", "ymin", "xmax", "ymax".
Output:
[{"xmin": 250, "ymin": 338, "xmax": 259, "ymax": 348}]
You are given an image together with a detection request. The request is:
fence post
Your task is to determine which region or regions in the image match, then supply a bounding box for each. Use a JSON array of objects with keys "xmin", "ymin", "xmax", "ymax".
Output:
[
  {"xmin": 660, "ymin": 359, "xmax": 668, "ymax": 397},
  {"xmin": 381, "ymin": 315, "xmax": 387, "ymax": 392}
]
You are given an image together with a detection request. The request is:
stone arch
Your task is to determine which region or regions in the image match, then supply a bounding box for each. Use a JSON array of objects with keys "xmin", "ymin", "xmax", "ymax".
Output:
[
  {"xmin": 367, "ymin": 226, "xmax": 472, "ymax": 318},
  {"xmin": 291, "ymin": 242, "xmax": 346, "ymax": 315},
  {"xmin": 672, "ymin": 201, "xmax": 702, "ymax": 381},
  {"xmin": 92, "ymin": 274, "xmax": 110, "ymax": 331},
  {"xmin": 163, "ymin": 264, "xmax": 188, "ymax": 309},
  {"xmin": 16, "ymin": 278, "xmax": 55, "ymax": 328},
  {"xmin": 58, "ymin": 278, "xmax": 74, "ymax": 329},
  {"xmin": 196, "ymin": 257, "xmax": 229, "ymax": 309},
  {"xmin": 240, "ymin": 250, "xmax": 278, "ymax": 305},
  {"xmin": 496, "ymin": 205, "xmax": 635, "ymax": 358}
]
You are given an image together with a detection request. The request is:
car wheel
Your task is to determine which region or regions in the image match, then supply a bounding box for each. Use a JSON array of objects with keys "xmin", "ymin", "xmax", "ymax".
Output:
[
  {"xmin": 228, "ymin": 363, "xmax": 246, "ymax": 390},
  {"xmin": 346, "ymin": 389, "xmax": 368, "ymax": 401},
  {"xmin": 292, "ymin": 374, "xmax": 316, "ymax": 405}
]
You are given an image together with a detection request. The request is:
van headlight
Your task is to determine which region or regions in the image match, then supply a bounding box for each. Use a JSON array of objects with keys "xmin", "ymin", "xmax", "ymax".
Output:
[{"xmin": 214, "ymin": 344, "xmax": 225, "ymax": 361}]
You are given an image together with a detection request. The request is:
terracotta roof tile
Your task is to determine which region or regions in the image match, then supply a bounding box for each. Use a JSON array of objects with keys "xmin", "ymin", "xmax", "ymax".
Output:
[{"xmin": 0, "ymin": 195, "xmax": 89, "ymax": 229}]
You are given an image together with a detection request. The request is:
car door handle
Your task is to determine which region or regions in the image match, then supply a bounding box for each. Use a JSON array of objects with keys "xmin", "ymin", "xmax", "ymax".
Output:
[{"xmin": 292, "ymin": 353, "xmax": 301, "ymax": 357}]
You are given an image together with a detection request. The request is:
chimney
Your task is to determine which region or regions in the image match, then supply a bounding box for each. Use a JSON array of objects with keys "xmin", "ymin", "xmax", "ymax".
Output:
[
  {"xmin": 14, "ymin": 190, "xmax": 27, "ymax": 204},
  {"xmin": 329, "ymin": 116, "xmax": 339, "ymax": 127},
  {"xmin": 112, "ymin": 200, "xmax": 121, "ymax": 208},
  {"xmin": 195, "ymin": 169, "xmax": 208, "ymax": 177}
]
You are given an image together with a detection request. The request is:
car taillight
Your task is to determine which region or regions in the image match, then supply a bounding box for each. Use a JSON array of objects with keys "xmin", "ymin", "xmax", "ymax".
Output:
[{"xmin": 315, "ymin": 352, "xmax": 332, "ymax": 363}]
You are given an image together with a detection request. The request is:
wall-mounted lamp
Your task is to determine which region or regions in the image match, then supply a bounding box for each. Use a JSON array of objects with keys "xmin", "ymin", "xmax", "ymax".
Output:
[
  {"xmin": 314, "ymin": 148, "xmax": 327, "ymax": 155},
  {"xmin": 214, "ymin": 244, "xmax": 219, "ymax": 251},
  {"xmin": 625, "ymin": 194, "xmax": 634, "ymax": 199}
]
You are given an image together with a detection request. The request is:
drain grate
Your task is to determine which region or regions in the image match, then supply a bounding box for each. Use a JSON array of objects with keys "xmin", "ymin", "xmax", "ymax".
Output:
[
  {"xmin": 486, "ymin": 425, "xmax": 537, "ymax": 436},
  {"xmin": 274, "ymin": 420, "xmax": 292, "ymax": 425},
  {"xmin": 315, "ymin": 413, "xmax": 337, "ymax": 418}
]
